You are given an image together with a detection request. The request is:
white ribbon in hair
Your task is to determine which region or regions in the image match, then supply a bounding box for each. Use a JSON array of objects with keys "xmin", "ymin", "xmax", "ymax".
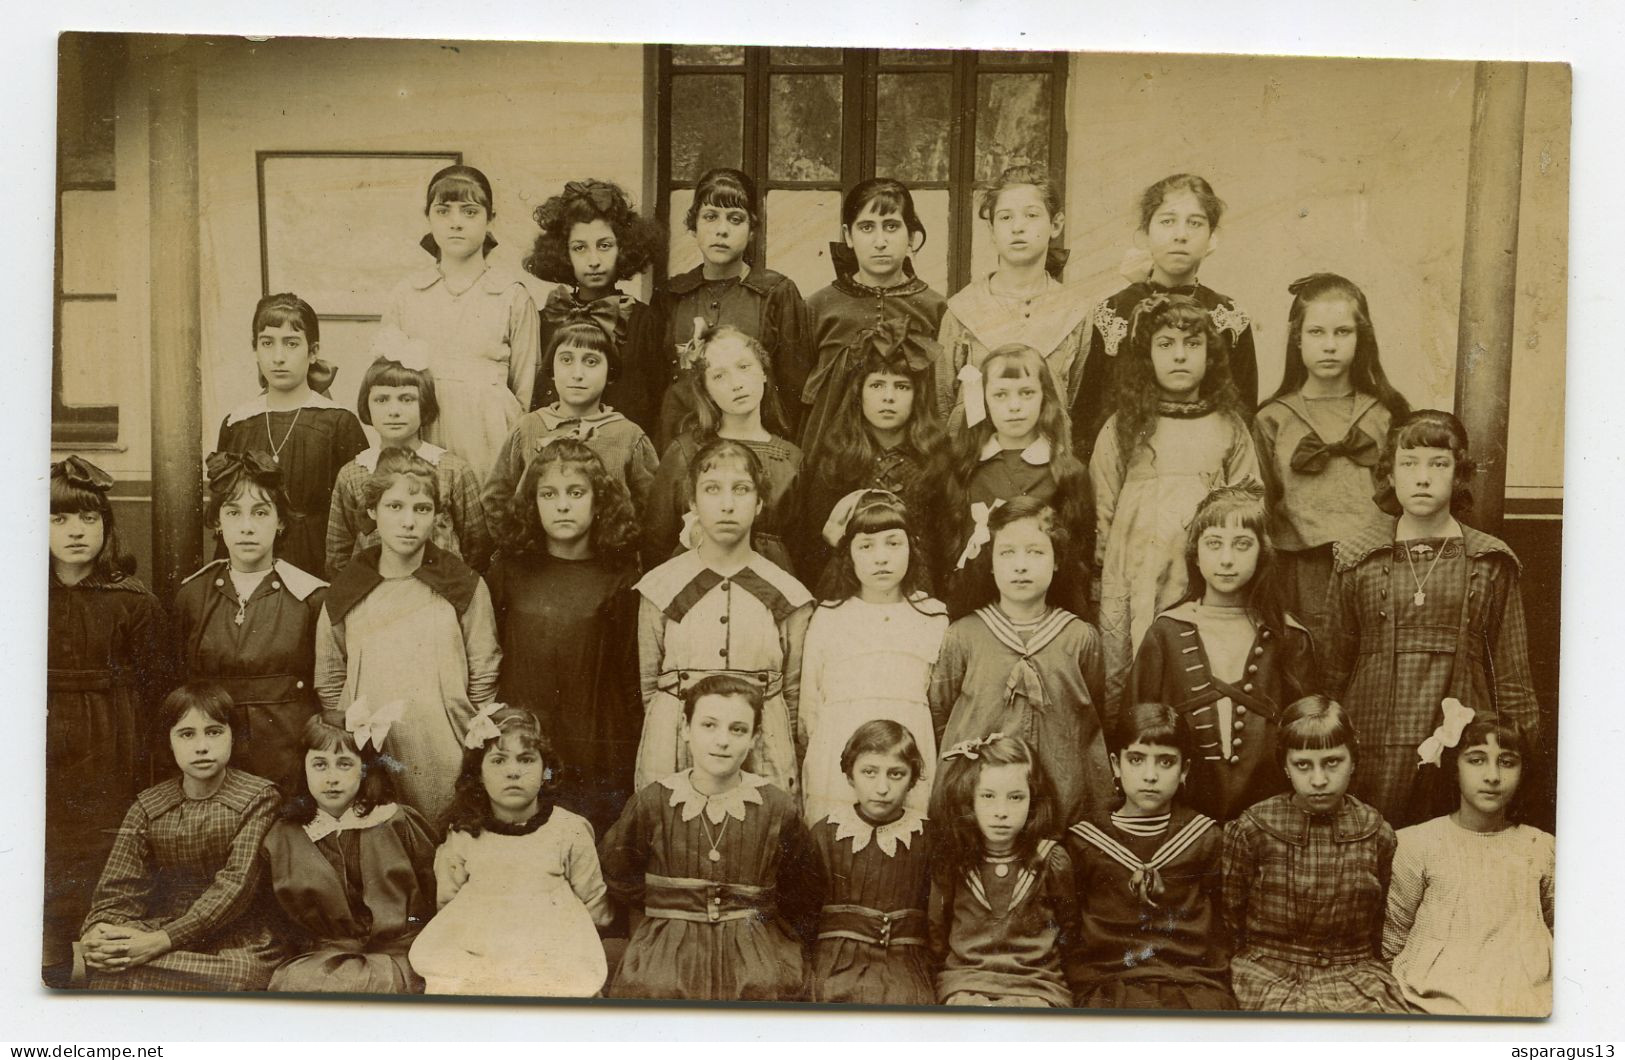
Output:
[
  {"xmin": 1416, "ymin": 697, "xmax": 1475, "ymax": 768},
  {"xmin": 345, "ymin": 696, "xmax": 406, "ymax": 752},
  {"xmin": 957, "ymin": 361, "xmax": 987, "ymax": 427},
  {"xmin": 463, "ymin": 701, "xmax": 507, "ymax": 750},
  {"xmin": 821, "ymin": 489, "xmax": 874, "ymax": 548},
  {"xmin": 677, "ymin": 316, "xmax": 709, "ymax": 371},
  {"xmin": 955, "ymin": 499, "xmax": 1005, "ymax": 570},
  {"xmin": 368, "ymin": 324, "xmax": 434, "ymax": 372},
  {"xmin": 679, "ymin": 509, "xmax": 705, "ymax": 551}
]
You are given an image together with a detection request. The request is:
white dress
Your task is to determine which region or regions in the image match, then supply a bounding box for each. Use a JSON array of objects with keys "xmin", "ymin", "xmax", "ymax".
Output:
[
  {"xmin": 1383, "ymin": 814, "xmax": 1555, "ymax": 1016},
  {"xmin": 409, "ymin": 807, "xmax": 612, "ymax": 997},
  {"xmin": 799, "ymin": 594, "xmax": 949, "ymax": 825}
]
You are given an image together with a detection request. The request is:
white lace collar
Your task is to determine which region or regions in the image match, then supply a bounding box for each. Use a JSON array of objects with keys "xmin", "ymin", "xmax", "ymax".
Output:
[
  {"xmin": 223, "ymin": 389, "xmax": 341, "ymax": 426},
  {"xmin": 660, "ymin": 770, "xmax": 770, "ymax": 825},
  {"xmin": 303, "ymin": 802, "xmax": 398, "ymax": 843},
  {"xmin": 354, "ymin": 440, "xmax": 446, "ymax": 472},
  {"xmin": 825, "ymin": 803, "xmax": 925, "ymax": 857},
  {"xmin": 978, "ymin": 435, "xmax": 1052, "ymax": 465}
]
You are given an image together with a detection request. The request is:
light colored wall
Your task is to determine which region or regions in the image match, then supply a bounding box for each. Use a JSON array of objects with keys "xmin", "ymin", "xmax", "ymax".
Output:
[
  {"xmin": 189, "ymin": 37, "xmax": 646, "ymax": 449},
  {"xmin": 1063, "ymin": 54, "xmax": 1569, "ymax": 496}
]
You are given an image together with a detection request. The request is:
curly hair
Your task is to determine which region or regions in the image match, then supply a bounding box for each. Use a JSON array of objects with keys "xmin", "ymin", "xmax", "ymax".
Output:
[
  {"xmin": 49, "ymin": 466, "xmax": 136, "ymax": 581},
  {"xmin": 277, "ymin": 712, "xmax": 403, "ymax": 825},
  {"xmin": 203, "ymin": 454, "xmax": 294, "ymax": 542},
  {"xmin": 1112, "ymin": 294, "xmax": 1246, "ymax": 465},
  {"xmin": 441, "ymin": 706, "xmax": 563, "ymax": 837},
  {"xmin": 1174, "ymin": 483, "xmax": 1288, "ymax": 634},
  {"xmin": 931, "ymin": 734, "xmax": 1060, "ymax": 886},
  {"xmin": 681, "ymin": 325, "xmax": 790, "ymax": 437},
  {"xmin": 817, "ymin": 490, "xmax": 932, "ymax": 608},
  {"xmin": 807, "ymin": 339, "xmax": 944, "ymax": 492},
  {"xmin": 1374, "ymin": 408, "xmax": 1477, "ymax": 517},
  {"xmin": 1267, "ymin": 273, "xmax": 1411, "ymax": 422},
  {"xmin": 362, "ymin": 447, "xmax": 440, "ymax": 513},
  {"xmin": 501, "ymin": 438, "xmax": 640, "ymax": 560},
  {"xmin": 932, "ymin": 346, "xmax": 1093, "ymax": 581},
  {"xmin": 525, "ymin": 178, "xmax": 663, "ymax": 286},
  {"xmin": 1137, "ymin": 173, "xmax": 1225, "ymax": 231}
]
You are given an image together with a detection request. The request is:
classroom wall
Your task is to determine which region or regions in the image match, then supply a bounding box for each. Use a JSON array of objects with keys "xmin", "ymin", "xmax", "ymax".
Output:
[
  {"xmin": 1062, "ymin": 54, "xmax": 1569, "ymax": 497},
  {"xmin": 188, "ymin": 37, "xmax": 647, "ymax": 451}
]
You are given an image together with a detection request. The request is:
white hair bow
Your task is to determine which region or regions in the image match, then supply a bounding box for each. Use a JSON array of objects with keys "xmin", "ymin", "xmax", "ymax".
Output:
[
  {"xmin": 958, "ymin": 361, "xmax": 987, "ymax": 427},
  {"xmin": 1416, "ymin": 697, "xmax": 1475, "ymax": 767},
  {"xmin": 463, "ymin": 701, "xmax": 507, "ymax": 750},
  {"xmin": 955, "ymin": 499, "xmax": 1005, "ymax": 571},
  {"xmin": 820, "ymin": 488, "xmax": 903, "ymax": 548},
  {"xmin": 368, "ymin": 324, "xmax": 434, "ymax": 372},
  {"xmin": 345, "ymin": 696, "xmax": 406, "ymax": 752}
]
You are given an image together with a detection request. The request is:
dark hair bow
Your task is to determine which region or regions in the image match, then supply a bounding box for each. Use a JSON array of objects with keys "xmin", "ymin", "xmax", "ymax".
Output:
[
  {"xmin": 51, "ymin": 455, "xmax": 114, "ymax": 492},
  {"xmin": 1287, "ymin": 273, "xmax": 1337, "ymax": 297},
  {"xmin": 798, "ymin": 316, "xmax": 940, "ymax": 443},
  {"xmin": 419, "ymin": 231, "xmax": 500, "ymax": 261},
  {"xmin": 563, "ymin": 179, "xmax": 620, "ymax": 213},
  {"xmin": 941, "ymin": 732, "xmax": 1006, "ymax": 763},
  {"xmin": 205, "ymin": 450, "xmax": 281, "ymax": 497},
  {"xmin": 541, "ymin": 286, "xmax": 629, "ymax": 348},
  {"xmin": 1289, "ymin": 426, "xmax": 1379, "ymax": 473}
]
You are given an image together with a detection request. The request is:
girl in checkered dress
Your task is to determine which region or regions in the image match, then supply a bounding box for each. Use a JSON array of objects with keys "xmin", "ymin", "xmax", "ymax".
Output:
[
  {"xmin": 1323, "ymin": 410, "xmax": 1539, "ymax": 828},
  {"xmin": 1221, "ymin": 695, "xmax": 1406, "ymax": 1013}
]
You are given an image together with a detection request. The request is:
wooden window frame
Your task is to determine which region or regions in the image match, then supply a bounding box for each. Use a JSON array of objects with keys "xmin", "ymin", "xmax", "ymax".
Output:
[
  {"xmin": 53, "ymin": 178, "xmax": 120, "ymax": 446},
  {"xmin": 653, "ymin": 46, "xmax": 1068, "ymax": 292}
]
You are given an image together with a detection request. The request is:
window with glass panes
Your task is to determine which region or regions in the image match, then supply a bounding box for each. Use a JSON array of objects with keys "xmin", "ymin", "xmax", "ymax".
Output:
[
  {"xmin": 655, "ymin": 46, "xmax": 1068, "ymax": 299},
  {"xmin": 54, "ymin": 34, "xmax": 124, "ymax": 445}
]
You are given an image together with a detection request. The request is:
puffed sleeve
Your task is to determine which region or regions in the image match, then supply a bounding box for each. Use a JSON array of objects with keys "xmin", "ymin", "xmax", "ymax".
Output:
[
  {"xmin": 934, "ymin": 308, "xmax": 967, "ymax": 422},
  {"xmin": 1222, "ymin": 415, "xmax": 1262, "ymax": 486},
  {"xmin": 624, "ymin": 431, "xmax": 661, "ymax": 521},
  {"xmin": 506, "ymin": 285, "xmax": 542, "ymax": 411},
  {"xmin": 313, "ymin": 604, "xmax": 347, "ymax": 712},
  {"xmin": 161, "ymin": 785, "xmax": 280, "ymax": 950},
  {"xmin": 432, "ymin": 828, "xmax": 473, "ymax": 911},
  {"xmin": 564, "ymin": 816, "xmax": 613, "ymax": 929},
  {"xmin": 762, "ymin": 278, "xmax": 811, "ymax": 440},
  {"xmin": 1043, "ymin": 845, "xmax": 1083, "ymax": 978},
  {"xmin": 1252, "ymin": 408, "xmax": 1286, "ymax": 513},
  {"xmin": 1072, "ymin": 307, "xmax": 1113, "ymax": 461},
  {"xmin": 1088, "ymin": 417, "xmax": 1125, "ymax": 571},
  {"xmin": 325, "ymin": 463, "xmax": 366, "ymax": 578},
  {"xmin": 82, "ymin": 799, "xmax": 156, "ymax": 931},
  {"xmin": 637, "ymin": 595, "xmax": 667, "ymax": 711},
  {"xmin": 1382, "ymin": 828, "xmax": 1426, "ymax": 961},
  {"xmin": 459, "ymin": 580, "xmax": 502, "ymax": 717}
]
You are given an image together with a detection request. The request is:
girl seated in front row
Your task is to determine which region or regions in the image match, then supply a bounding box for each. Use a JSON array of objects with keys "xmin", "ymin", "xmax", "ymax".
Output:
[
  {"xmin": 602, "ymin": 675, "xmax": 824, "ymax": 1002},
  {"xmin": 78, "ymin": 682, "xmax": 283, "ymax": 992},
  {"xmin": 808, "ymin": 721, "xmax": 935, "ymax": 1006},
  {"xmin": 929, "ymin": 733, "xmax": 1077, "ymax": 1008},
  {"xmin": 1064, "ymin": 703, "xmax": 1233, "ymax": 1011},
  {"xmin": 1384, "ymin": 718, "xmax": 1554, "ymax": 1016},
  {"xmin": 1221, "ymin": 695, "xmax": 1406, "ymax": 1013},
  {"xmin": 410, "ymin": 705, "xmax": 611, "ymax": 997},
  {"xmin": 633, "ymin": 438, "xmax": 812, "ymax": 797},
  {"xmin": 263, "ymin": 709, "xmax": 437, "ymax": 994}
]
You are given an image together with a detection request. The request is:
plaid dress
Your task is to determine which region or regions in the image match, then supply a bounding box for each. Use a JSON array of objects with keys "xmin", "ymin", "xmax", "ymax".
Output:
[
  {"xmin": 1325, "ymin": 523, "xmax": 1538, "ymax": 828},
  {"xmin": 1221, "ymin": 793, "xmax": 1406, "ymax": 1013},
  {"xmin": 83, "ymin": 769, "xmax": 284, "ymax": 992}
]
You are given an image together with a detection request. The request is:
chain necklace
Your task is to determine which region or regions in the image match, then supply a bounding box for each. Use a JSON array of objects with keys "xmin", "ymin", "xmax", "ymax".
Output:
[
  {"xmin": 264, "ymin": 407, "xmax": 303, "ymax": 465},
  {"xmin": 700, "ymin": 810, "xmax": 730, "ymax": 864},
  {"xmin": 1402, "ymin": 537, "xmax": 1447, "ymax": 607}
]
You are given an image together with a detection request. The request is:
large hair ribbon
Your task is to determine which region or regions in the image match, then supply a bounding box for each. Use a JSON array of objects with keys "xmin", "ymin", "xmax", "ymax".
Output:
[
  {"xmin": 541, "ymin": 286, "xmax": 630, "ymax": 348},
  {"xmin": 51, "ymin": 455, "xmax": 115, "ymax": 492},
  {"xmin": 204, "ymin": 450, "xmax": 281, "ymax": 498}
]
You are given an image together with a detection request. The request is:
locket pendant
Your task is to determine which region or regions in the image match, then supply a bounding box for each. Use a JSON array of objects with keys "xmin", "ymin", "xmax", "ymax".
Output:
[
  {"xmin": 708, "ymin": 849, "xmax": 721, "ymax": 863},
  {"xmin": 1413, "ymin": 591, "xmax": 1426, "ymax": 607},
  {"xmin": 994, "ymin": 863, "xmax": 1010, "ymax": 878}
]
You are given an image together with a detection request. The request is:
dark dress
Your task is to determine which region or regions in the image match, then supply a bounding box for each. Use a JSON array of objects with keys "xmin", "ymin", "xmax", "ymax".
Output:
[
  {"xmin": 216, "ymin": 393, "xmax": 369, "ymax": 578},
  {"xmin": 1129, "ymin": 604, "xmax": 1317, "ymax": 821},
  {"xmin": 263, "ymin": 803, "xmax": 438, "ymax": 993},
  {"xmin": 172, "ymin": 558, "xmax": 327, "ymax": 788},
  {"xmin": 1063, "ymin": 806, "xmax": 1235, "ymax": 1010},
  {"xmin": 44, "ymin": 571, "xmax": 167, "ymax": 971},
  {"xmin": 534, "ymin": 284, "xmax": 668, "ymax": 438},
  {"xmin": 808, "ymin": 805, "xmax": 934, "ymax": 1005},
  {"xmin": 600, "ymin": 771, "xmax": 824, "ymax": 1002},
  {"xmin": 83, "ymin": 769, "xmax": 285, "ymax": 992},
  {"xmin": 1074, "ymin": 280, "xmax": 1259, "ymax": 460},
  {"xmin": 488, "ymin": 550, "xmax": 642, "ymax": 836},
  {"xmin": 652, "ymin": 265, "xmax": 811, "ymax": 449}
]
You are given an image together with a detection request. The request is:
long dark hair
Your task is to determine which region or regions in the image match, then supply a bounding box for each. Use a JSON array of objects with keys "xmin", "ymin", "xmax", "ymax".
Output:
[
  {"xmin": 501, "ymin": 438, "xmax": 639, "ymax": 561},
  {"xmin": 278, "ymin": 713, "xmax": 403, "ymax": 825},
  {"xmin": 1266, "ymin": 273, "xmax": 1411, "ymax": 421},
  {"xmin": 931, "ymin": 734, "xmax": 1059, "ymax": 886},
  {"xmin": 441, "ymin": 706, "xmax": 563, "ymax": 837},
  {"xmin": 49, "ymin": 458, "xmax": 136, "ymax": 581},
  {"xmin": 807, "ymin": 338, "xmax": 943, "ymax": 491},
  {"xmin": 1443, "ymin": 718, "xmax": 1536, "ymax": 824},
  {"xmin": 1112, "ymin": 294, "xmax": 1246, "ymax": 465},
  {"xmin": 1174, "ymin": 483, "xmax": 1288, "ymax": 635},
  {"xmin": 818, "ymin": 490, "xmax": 931, "ymax": 608}
]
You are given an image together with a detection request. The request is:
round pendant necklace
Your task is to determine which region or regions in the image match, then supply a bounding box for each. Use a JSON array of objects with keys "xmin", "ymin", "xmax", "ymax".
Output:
[
  {"xmin": 700, "ymin": 811, "xmax": 730, "ymax": 863},
  {"xmin": 984, "ymin": 852, "xmax": 1019, "ymax": 878},
  {"xmin": 264, "ymin": 407, "xmax": 303, "ymax": 465}
]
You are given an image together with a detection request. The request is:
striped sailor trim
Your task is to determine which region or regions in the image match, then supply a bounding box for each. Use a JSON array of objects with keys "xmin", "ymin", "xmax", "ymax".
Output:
[
  {"xmin": 964, "ymin": 838, "xmax": 1055, "ymax": 913},
  {"xmin": 1068, "ymin": 814, "xmax": 1216, "ymax": 877},
  {"xmin": 974, "ymin": 605, "xmax": 1076, "ymax": 659}
]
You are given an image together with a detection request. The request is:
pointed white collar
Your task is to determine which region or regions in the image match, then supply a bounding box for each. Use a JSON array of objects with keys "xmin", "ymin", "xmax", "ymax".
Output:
[
  {"xmin": 978, "ymin": 435, "xmax": 1052, "ymax": 465},
  {"xmin": 354, "ymin": 440, "xmax": 446, "ymax": 472},
  {"xmin": 825, "ymin": 803, "xmax": 925, "ymax": 857},
  {"xmin": 303, "ymin": 802, "xmax": 399, "ymax": 843},
  {"xmin": 273, "ymin": 559, "xmax": 328, "ymax": 601},
  {"xmin": 660, "ymin": 769, "xmax": 770, "ymax": 825},
  {"xmin": 224, "ymin": 389, "xmax": 341, "ymax": 427}
]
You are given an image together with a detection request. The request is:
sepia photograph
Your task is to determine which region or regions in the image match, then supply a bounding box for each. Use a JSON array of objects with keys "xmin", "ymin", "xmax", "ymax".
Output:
[{"xmin": 18, "ymin": 1, "xmax": 1604, "ymax": 1039}]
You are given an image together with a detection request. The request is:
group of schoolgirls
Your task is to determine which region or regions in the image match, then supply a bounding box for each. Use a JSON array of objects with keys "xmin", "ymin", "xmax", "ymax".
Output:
[{"xmin": 44, "ymin": 159, "xmax": 1549, "ymax": 1015}]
